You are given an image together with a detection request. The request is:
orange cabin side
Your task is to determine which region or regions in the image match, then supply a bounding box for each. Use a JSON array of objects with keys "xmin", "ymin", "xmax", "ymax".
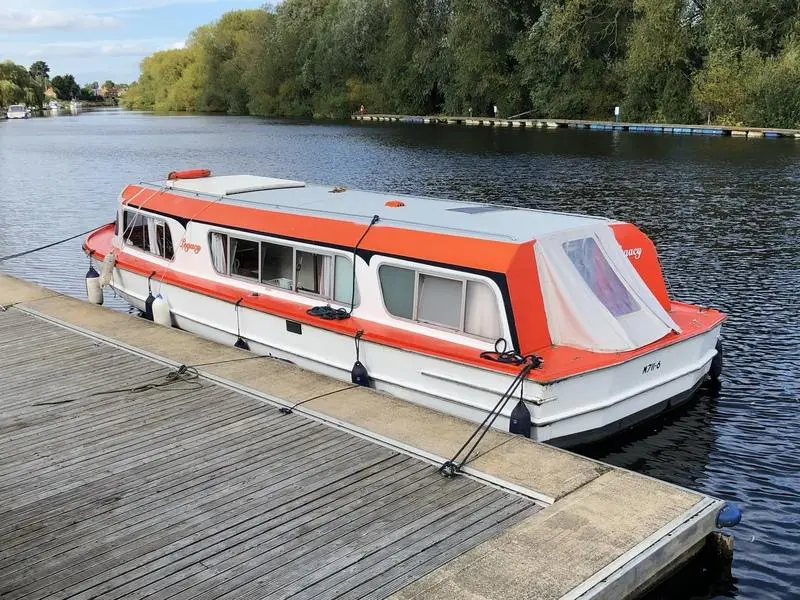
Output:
[{"xmin": 505, "ymin": 241, "xmax": 553, "ymax": 354}]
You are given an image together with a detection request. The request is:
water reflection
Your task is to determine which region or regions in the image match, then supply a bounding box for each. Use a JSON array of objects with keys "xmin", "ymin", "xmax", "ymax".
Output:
[{"xmin": 580, "ymin": 383, "xmax": 722, "ymax": 490}]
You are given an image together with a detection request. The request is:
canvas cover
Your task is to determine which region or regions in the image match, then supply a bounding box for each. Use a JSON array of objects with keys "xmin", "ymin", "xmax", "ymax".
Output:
[{"xmin": 534, "ymin": 224, "xmax": 680, "ymax": 352}]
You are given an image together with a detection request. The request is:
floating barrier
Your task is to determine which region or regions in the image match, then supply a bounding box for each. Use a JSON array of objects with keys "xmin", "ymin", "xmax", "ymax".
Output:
[{"xmin": 351, "ymin": 114, "xmax": 798, "ymax": 140}]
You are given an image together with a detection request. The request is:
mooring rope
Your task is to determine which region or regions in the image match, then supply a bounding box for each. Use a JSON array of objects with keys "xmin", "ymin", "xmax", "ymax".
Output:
[
  {"xmin": 439, "ymin": 355, "xmax": 540, "ymax": 477},
  {"xmin": 0, "ymin": 227, "xmax": 105, "ymax": 263}
]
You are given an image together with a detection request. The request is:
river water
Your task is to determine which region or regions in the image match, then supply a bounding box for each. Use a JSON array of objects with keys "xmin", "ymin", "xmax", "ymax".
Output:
[{"xmin": 1, "ymin": 108, "xmax": 798, "ymax": 599}]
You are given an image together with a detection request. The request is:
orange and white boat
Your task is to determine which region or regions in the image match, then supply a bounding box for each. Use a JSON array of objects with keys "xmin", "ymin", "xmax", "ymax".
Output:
[{"xmin": 83, "ymin": 171, "xmax": 725, "ymax": 447}]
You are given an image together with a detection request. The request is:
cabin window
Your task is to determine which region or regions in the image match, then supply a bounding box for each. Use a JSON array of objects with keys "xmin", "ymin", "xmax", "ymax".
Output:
[
  {"xmin": 123, "ymin": 210, "xmax": 173, "ymax": 261},
  {"xmin": 296, "ymin": 250, "xmax": 332, "ymax": 296},
  {"xmin": 379, "ymin": 264, "xmax": 502, "ymax": 339},
  {"xmin": 123, "ymin": 211, "xmax": 149, "ymax": 251},
  {"xmin": 417, "ymin": 274, "xmax": 462, "ymax": 329},
  {"xmin": 379, "ymin": 265, "xmax": 415, "ymax": 319},
  {"xmin": 230, "ymin": 237, "xmax": 259, "ymax": 280},
  {"xmin": 208, "ymin": 230, "xmax": 360, "ymax": 305},
  {"xmin": 334, "ymin": 256, "xmax": 359, "ymax": 305},
  {"xmin": 210, "ymin": 232, "xmax": 228, "ymax": 273},
  {"xmin": 154, "ymin": 220, "xmax": 174, "ymax": 260},
  {"xmin": 563, "ymin": 238, "xmax": 639, "ymax": 317},
  {"xmin": 464, "ymin": 281, "xmax": 502, "ymax": 339},
  {"xmin": 261, "ymin": 241, "xmax": 294, "ymax": 289}
]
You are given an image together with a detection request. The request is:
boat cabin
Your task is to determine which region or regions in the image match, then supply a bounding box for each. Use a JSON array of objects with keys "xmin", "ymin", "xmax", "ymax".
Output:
[{"xmin": 112, "ymin": 174, "xmax": 679, "ymax": 358}]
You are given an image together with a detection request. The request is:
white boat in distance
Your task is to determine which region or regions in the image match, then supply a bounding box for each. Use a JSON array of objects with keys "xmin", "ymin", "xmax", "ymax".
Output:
[
  {"xmin": 84, "ymin": 171, "xmax": 725, "ymax": 446},
  {"xmin": 6, "ymin": 104, "xmax": 28, "ymax": 119}
]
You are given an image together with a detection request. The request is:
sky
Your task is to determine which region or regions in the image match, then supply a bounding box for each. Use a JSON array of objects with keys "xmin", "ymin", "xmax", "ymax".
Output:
[{"xmin": 0, "ymin": 1, "xmax": 264, "ymax": 85}]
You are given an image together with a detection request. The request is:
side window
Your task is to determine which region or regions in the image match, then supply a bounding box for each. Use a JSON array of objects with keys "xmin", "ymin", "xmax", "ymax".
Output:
[
  {"xmin": 296, "ymin": 250, "xmax": 331, "ymax": 296},
  {"xmin": 123, "ymin": 210, "xmax": 174, "ymax": 260},
  {"xmin": 230, "ymin": 237, "xmax": 259, "ymax": 280},
  {"xmin": 417, "ymin": 274, "xmax": 463, "ymax": 329},
  {"xmin": 333, "ymin": 255, "xmax": 359, "ymax": 305},
  {"xmin": 123, "ymin": 210, "xmax": 148, "ymax": 251},
  {"xmin": 379, "ymin": 265, "xmax": 415, "ymax": 319},
  {"xmin": 205, "ymin": 233, "xmax": 361, "ymax": 306},
  {"xmin": 261, "ymin": 241, "xmax": 294, "ymax": 289},
  {"xmin": 210, "ymin": 232, "xmax": 228, "ymax": 274},
  {"xmin": 464, "ymin": 281, "xmax": 501, "ymax": 339},
  {"xmin": 379, "ymin": 263, "xmax": 504, "ymax": 339},
  {"xmin": 154, "ymin": 220, "xmax": 174, "ymax": 260}
]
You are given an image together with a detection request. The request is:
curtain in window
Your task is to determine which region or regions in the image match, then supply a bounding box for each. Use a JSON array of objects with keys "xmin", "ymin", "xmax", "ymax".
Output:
[
  {"xmin": 334, "ymin": 256, "xmax": 359, "ymax": 305},
  {"xmin": 317, "ymin": 255, "xmax": 332, "ymax": 297},
  {"xmin": 464, "ymin": 281, "xmax": 502, "ymax": 339},
  {"xmin": 417, "ymin": 274, "xmax": 462, "ymax": 329},
  {"xmin": 146, "ymin": 218, "xmax": 159, "ymax": 255},
  {"xmin": 211, "ymin": 233, "xmax": 227, "ymax": 273}
]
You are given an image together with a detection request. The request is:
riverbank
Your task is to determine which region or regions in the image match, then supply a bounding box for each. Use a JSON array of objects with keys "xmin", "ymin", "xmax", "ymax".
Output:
[{"xmin": 352, "ymin": 114, "xmax": 800, "ymax": 139}]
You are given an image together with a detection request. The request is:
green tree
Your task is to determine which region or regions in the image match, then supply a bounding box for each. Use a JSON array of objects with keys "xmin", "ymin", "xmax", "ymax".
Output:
[
  {"xmin": 119, "ymin": 1, "xmax": 800, "ymax": 127},
  {"xmin": 28, "ymin": 60, "xmax": 49, "ymax": 107},
  {"xmin": 621, "ymin": 0, "xmax": 697, "ymax": 123},
  {"xmin": 515, "ymin": 0, "xmax": 635, "ymax": 119},
  {"xmin": 50, "ymin": 74, "xmax": 80, "ymax": 100},
  {"xmin": 443, "ymin": 0, "xmax": 538, "ymax": 116}
]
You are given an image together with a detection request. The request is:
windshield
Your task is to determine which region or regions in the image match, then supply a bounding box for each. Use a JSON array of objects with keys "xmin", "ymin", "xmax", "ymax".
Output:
[
  {"xmin": 563, "ymin": 237, "xmax": 639, "ymax": 317},
  {"xmin": 534, "ymin": 226, "xmax": 680, "ymax": 352},
  {"xmin": 9, "ymin": 106, "xmax": 25, "ymax": 112}
]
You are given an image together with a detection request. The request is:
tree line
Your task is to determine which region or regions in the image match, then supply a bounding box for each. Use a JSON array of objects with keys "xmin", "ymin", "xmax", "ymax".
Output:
[
  {"xmin": 0, "ymin": 59, "xmax": 123, "ymax": 107},
  {"xmin": 124, "ymin": 0, "xmax": 800, "ymax": 128}
]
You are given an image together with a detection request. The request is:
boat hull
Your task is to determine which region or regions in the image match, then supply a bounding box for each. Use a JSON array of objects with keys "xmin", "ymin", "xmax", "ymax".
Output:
[{"xmin": 107, "ymin": 264, "xmax": 721, "ymax": 447}]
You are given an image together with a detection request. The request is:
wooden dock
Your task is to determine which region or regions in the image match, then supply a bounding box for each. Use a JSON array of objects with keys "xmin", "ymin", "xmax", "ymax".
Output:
[
  {"xmin": 352, "ymin": 113, "xmax": 800, "ymax": 139},
  {"xmin": 0, "ymin": 273, "xmax": 732, "ymax": 600}
]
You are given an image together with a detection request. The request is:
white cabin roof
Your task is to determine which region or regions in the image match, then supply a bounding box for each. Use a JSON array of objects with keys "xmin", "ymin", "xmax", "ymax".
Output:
[
  {"xmin": 151, "ymin": 174, "xmax": 608, "ymax": 243},
  {"xmin": 165, "ymin": 175, "xmax": 305, "ymax": 196}
]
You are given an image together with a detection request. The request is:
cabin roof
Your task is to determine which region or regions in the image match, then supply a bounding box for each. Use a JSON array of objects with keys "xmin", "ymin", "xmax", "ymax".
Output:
[{"xmin": 151, "ymin": 174, "xmax": 607, "ymax": 243}]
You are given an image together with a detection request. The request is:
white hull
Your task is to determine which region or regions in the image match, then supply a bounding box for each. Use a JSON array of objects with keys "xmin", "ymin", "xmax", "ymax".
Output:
[{"xmin": 106, "ymin": 265, "xmax": 721, "ymax": 446}]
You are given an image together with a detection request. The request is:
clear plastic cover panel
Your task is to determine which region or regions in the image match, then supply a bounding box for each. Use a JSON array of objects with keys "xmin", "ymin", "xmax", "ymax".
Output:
[
  {"xmin": 535, "ymin": 225, "xmax": 680, "ymax": 352},
  {"xmin": 563, "ymin": 238, "xmax": 639, "ymax": 317}
]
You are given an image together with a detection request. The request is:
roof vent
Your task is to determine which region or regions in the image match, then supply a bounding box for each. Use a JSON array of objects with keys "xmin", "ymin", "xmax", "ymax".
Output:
[{"xmin": 447, "ymin": 205, "xmax": 511, "ymax": 214}]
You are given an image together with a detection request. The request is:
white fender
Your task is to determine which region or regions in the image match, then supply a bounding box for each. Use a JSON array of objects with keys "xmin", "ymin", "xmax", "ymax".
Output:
[
  {"xmin": 85, "ymin": 266, "xmax": 103, "ymax": 305},
  {"xmin": 152, "ymin": 294, "xmax": 172, "ymax": 327}
]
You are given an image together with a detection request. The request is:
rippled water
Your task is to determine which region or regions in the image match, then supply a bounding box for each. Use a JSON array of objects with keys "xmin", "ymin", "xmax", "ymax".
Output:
[{"xmin": 1, "ymin": 109, "xmax": 798, "ymax": 599}]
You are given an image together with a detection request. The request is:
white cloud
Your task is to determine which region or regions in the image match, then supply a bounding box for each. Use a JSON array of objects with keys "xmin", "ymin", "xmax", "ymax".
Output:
[
  {"xmin": 2, "ymin": 1, "xmax": 252, "ymax": 15},
  {"xmin": 14, "ymin": 38, "xmax": 185, "ymax": 58},
  {"xmin": 0, "ymin": 9, "xmax": 121, "ymax": 32}
]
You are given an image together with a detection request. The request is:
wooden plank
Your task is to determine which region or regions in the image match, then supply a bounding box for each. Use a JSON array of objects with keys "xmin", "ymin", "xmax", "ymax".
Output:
[
  {"xmin": 66, "ymin": 457, "xmax": 428, "ymax": 600},
  {"xmin": 160, "ymin": 479, "xmax": 485, "ymax": 600},
  {"xmin": 0, "ymin": 438, "xmax": 381, "ymax": 598},
  {"xmin": 0, "ymin": 417, "xmax": 327, "ymax": 560},
  {"xmin": 289, "ymin": 496, "xmax": 532, "ymax": 600},
  {"xmin": 0, "ymin": 424, "xmax": 348, "ymax": 576}
]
